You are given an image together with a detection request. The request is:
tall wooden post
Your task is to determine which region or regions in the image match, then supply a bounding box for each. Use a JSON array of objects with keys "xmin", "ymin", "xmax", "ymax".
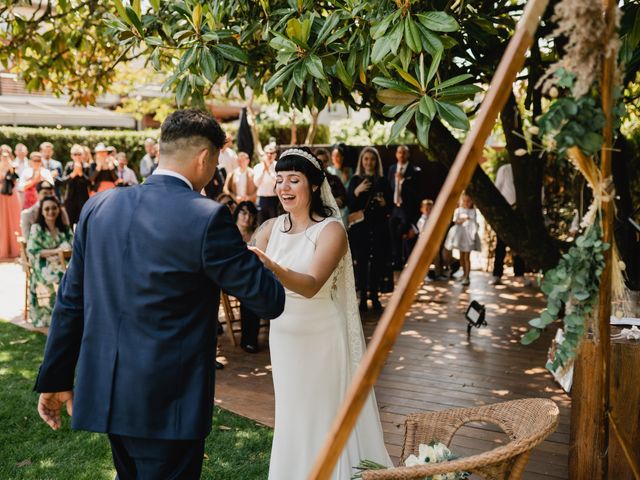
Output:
[
  {"xmin": 569, "ymin": 0, "xmax": 617, "ymax": 478},
  {"xmin": 307, "ymin": 1, "xmax": 549, "ymax": 478}
]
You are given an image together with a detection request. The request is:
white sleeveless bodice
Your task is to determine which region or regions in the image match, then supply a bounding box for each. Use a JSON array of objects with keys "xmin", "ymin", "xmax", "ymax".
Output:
[{"xmin": 266, "ymin": 214, "xmax": 391, "ymax": 480}]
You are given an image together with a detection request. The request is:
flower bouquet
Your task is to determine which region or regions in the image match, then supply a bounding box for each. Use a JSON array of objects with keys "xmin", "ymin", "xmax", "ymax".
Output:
[{"xmin": 352, "ymin": 441, "xmax": 469, "ymax": 480}]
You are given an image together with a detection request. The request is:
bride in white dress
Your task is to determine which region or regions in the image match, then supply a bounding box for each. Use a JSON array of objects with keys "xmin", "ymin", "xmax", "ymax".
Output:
[{"xmin": 250, "ymin": 147, "xmax": 391, "ymax": 479}]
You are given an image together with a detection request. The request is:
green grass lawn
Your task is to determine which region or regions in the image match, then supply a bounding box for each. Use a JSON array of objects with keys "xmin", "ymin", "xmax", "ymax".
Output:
[{"xmin": 0, "ymin": 320, "xmax": 272, "ymax": 479}]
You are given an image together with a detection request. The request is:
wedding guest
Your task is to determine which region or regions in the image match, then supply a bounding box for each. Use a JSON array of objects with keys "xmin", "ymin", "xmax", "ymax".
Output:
[
  {"xmin": 217, "ymin": 135, "xmax": 239, "ymax": 180},
  {"xmin": 328, "ymin": 144, "xmax": 353, "ymax": 187},
  {"xmin": 223, "ymin": 151, "xmax": 256, "ymax": 203},
  {"xmin": 19, "ymin": 152, "xmax": 55, "ymax": 210},
  {"xmin": 40, "ymin": 142, "xmax": 63, "ymax": 195},
  {"xmin": 0, "ymin": 150, "xmax": 21, "ymax": 259},
  {"xmin": 387, "ymin": 145, "xmax": 420, "ymax": 269},
  {"xmin": 115, "ymin": 153, "xmax": 139, "ymax": 186},
  {"xmin": 90, "ymin": 143, "xmax": 118, "ymax": 194},
  {"xmin": 490, "ymin": 162, "xmax": 528, "ymax": 285},
  {"xmin": 139, "ymin": 138, "xmax": 158, "ymax": 179},
  {"xmin": 106, "ymin": 145, "xmax": 117, "ymax": 167},
  {"xmin": 21, "ymin": 181, "xmax": 70, "ymax": 240},
  {"xmin": 233, "ymin": 201, "xmax": 261, "ymax": 352},
  {"xmin": 82, "ymin": 145, "xmax": 93, "ymax": 166},
  {"xmin": 347, "ymin": 146, "xmax": 393, "ymax": 311},
  {"xmin": 315, "ymin": 148, "xmax": 347, "ymax": 211},
  {"xmin": 215, "ymin": 192, "xmax": 237, "ymax": 214},
  {"xmin": 444, "ymin": 192, "xmax": 480, "ymax": 286},
  {"xmin": 253, "ymin": 143, "xmax": 279, "ymax": 223},
  {"xmin": 414, "ymin": 199, "xmax": 449, "ymax": 280},
  {"xmin": 26, "ymin": 195, "xmax": 73, "ymax": 327},
  {"xmin": 61, "ymin": 144, "xmax": 91, "ymax": 226},
  {"xmin": 14, "ymin": 143, "xmax": 30, "ymax": 177}
]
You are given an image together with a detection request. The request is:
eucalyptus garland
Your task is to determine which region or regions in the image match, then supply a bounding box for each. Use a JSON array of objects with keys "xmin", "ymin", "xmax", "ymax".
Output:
[{"xmin": 521, "ymin": 221, "xmax": 609, "ymax": 369}]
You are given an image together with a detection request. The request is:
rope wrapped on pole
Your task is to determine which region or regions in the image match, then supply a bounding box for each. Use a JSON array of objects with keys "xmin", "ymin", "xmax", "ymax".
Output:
[{"xmin": 307, "ymin": 1, "xmax": 550, "ymax": 478}]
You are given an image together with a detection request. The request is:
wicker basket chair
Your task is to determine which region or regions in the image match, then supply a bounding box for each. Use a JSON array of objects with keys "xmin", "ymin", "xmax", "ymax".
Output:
[{"xmin": 362, "ymin": 398, "xmax": 559, "ymax": 480}]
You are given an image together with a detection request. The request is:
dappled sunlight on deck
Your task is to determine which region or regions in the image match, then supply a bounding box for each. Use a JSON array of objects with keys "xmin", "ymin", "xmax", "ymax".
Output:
[{"xmin": 213, "ymin": 271, "xmax": 569, "ymax": 479}]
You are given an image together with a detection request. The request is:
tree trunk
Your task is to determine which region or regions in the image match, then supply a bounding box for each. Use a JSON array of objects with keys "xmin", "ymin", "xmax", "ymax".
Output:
[
  {"xmin": 305, "ymin": 107, "xmax": 320, "ymax": 145},
  {"xmin": 245, "ymin": 92, "xmax": 263, "ymax": 161}
]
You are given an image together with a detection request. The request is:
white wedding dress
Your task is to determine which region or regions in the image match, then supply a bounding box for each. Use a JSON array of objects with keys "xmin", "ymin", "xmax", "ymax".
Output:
[{"xmin": 266, "ymin": 214, "xmax": 391, "ymax": 480}]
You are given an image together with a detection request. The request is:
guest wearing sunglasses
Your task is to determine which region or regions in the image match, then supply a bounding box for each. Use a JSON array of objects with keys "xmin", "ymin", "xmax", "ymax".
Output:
[
  {"xmin": 61, "ymin": 144, "xmax": 91, "ymax": 226},
  {"xmin": 26, "ymin": 196, "xmax": 73, "ymax": 328}
]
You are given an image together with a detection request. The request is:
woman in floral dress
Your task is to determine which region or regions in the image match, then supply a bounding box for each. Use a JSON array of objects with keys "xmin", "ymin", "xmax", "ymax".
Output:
[{"xmin": 27, "ymin": 196, "xmax": 73, "ymax": 327}]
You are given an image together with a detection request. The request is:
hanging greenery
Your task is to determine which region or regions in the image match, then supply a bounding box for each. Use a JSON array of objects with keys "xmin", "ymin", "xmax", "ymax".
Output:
[{"xmin": 520, "ymin": 0, "xmax": 626, "ymax": 371}]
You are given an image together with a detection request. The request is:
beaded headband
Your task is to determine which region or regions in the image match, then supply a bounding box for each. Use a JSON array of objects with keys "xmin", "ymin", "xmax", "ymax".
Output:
[{"xmin": 278, "ymin": 148, "xmax": 323, "ymax": 171}]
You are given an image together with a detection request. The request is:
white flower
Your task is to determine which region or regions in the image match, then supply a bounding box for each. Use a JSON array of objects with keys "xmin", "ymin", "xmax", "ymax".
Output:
[
  {"xmin": 432, "ymin": 442, "xmax": 451, "ymax": 461},
  {"xmin": 514, "ymin": 148, "xmax": 528, "ymax": 157},
  {"xmin": 528, "ymin": 126, "xmax": 540, "ymax": 136},
  {"xmin": 404, "ymin": 454, "xmax": 423, "ymax": 467},
  {"xmin": 549, "ymin": 86, "xmax": 559, "ymax": 98}
]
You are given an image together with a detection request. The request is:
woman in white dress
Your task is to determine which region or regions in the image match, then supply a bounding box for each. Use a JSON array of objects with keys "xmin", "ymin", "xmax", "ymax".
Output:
[{"xmin": 250, "ymin": 147, "xmax": 391, "ymax": 479}]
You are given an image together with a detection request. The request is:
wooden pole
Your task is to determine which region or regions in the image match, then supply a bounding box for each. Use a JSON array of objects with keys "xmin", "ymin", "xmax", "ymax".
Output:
[
  {"xmin": 307, "ymin": 1, "xmax": 549, "ymax": 478},
  {"xmin": 570, "ymin": 1, "xmax": 617, "ymax": 477}
]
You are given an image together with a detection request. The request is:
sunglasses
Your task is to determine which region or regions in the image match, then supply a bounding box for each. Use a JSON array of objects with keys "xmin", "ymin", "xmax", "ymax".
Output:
[{"xmin": 71, "ymin": 152, "xmax": 83, "ymax": 156}]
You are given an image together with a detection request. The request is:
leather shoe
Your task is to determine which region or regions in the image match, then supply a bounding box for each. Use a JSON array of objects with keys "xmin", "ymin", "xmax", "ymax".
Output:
[
  {"xmin": 359, "ymin": 299, "xmax": 368, "ymax": 312},
  {"xmin": 242, "ymin": 344, "xmax": 259, "ymax": 354},
  {"xmin": 371, "ymin": 298, "xmax": 383, "ymax": 311}
]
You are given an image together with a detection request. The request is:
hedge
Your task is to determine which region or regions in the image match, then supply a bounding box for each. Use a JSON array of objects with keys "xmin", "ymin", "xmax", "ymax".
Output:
[{"xmin": 0, "ymin": 126, "xmax": 157, "ymax": 173}]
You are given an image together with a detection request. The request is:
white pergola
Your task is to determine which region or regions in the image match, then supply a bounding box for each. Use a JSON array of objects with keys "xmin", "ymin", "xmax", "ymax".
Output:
[{"xmin": 0, "ymin": 95, "xmax": 136, "ymax": 129}]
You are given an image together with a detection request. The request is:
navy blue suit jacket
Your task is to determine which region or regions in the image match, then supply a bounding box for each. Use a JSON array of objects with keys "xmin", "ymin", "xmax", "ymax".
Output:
[
  {"xmin": 35, "ymin": 174, "xmax": 285, "ymax": 440},
  {"xmin": 387, "ymin": 162, "xmax": 421, "ymax": 224}
]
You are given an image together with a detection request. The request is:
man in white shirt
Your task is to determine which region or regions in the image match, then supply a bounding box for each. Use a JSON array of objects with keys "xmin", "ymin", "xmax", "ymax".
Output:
[
  {"xmin": 13, "ymin": 143, "xmax": 30, "ymax": 176},
  {"xmin": 217, "ymin": 135, "xmax": 239, "ymax": 179},
  {"xmin": 491, "ymin": 163, "xmax": 527, "ymax": 285},
  {"xmin": 253, "ymin": 144, "xmax": 279, "ymax": 224},
  {"xmin": 139, "ymin": 138, "xmax": 158, "ymax": 179},
  {"xmin": 115, "ymin": 153, "xmax": 139, "ymax": 186}
]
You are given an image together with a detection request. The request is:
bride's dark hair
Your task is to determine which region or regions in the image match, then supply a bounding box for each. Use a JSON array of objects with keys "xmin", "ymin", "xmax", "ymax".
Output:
[{"xmin": 275, "ymin": 147, "xmax": 334, "ymax": 232}]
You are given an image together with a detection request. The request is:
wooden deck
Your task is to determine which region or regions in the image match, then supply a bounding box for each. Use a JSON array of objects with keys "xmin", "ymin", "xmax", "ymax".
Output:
[{"xmin": 215, "ymin": 271, "xmax": 570, "ymax": 480}]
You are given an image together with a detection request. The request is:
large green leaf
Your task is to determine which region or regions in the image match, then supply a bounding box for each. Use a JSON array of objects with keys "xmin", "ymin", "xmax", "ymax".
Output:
[
  {"xmin": 416, "ymin": 12, "xmax": 459, "ymax": 32},
  {"xmin": 520, "ymin": 328, "xmax": 541, "ymax": 345},
  {"xmin": 264, "ymin": 63, "xmax": 296, "ymax": 91},
  {"xmin": 371, "ymin": 12, "xmax": 395, "ymax": 40},
  {"xmin": 418, "ymin": 95, "xmax": 436, "ymax": 119},
  {"xmin": 305, "ymin": 54, "xmax": 325, "ymax": 79},
  {"xmin": 415, "ymin": 111, "xmax": 431, "ymax": 147},
  {"xmin": 371, "ymin": 36, "xmax": 391, "ymax": 63},
  {"xmin": 426, "ymin": 49, "xmax": 442, "ymax": 84},
  {"xmin": 388, "ymin": 22, "xmax": 404, "ymax": 55},
  {"xmin": 372, "ymin": 76, "xmax": 419, "ymax": 94},
  {"xmin": 435, "ymin": 100, "xmax": 470, "ymax": 130},
  {"xmin": 176, "ymin": 76, "xmax": 190, "ymax": 106},
  {"xmin": 124, "ymin": 6, "xmax": 144, "ymax": 36},
  {"xmin": 215, "ymin": 44, "xmax": 249, "ymax": 64},
  {"xmin": 404, "ymin": 16, "xmax": 422, "ymax": 54},
  {"xmin": 437, "ymin": 84, "xmax": 483, "ymax": 101},
  {"xmin": 393, "ymin": 65, "xmax": 422, "ymax": 91},
  {"xmin": 415, "ymin": 22, "xmax": 444, "ymax": 56},
  {"xmin": 335, "ymin": 58, "xmax": 353, "ymax": 88},
  {"xmin": 201, "ymin": 49, "xmax": 217, "ymax": 82},
  {"xmin": 388, "ymin": 107, "xmax": 415, "ymax": 143},
  {"xmin": 432, "ymin": 73, "xmax": 473, "ymax": 91},
  {"xmin": 377, "ymin": 89, "xmax": 420, "ymax": 105}
]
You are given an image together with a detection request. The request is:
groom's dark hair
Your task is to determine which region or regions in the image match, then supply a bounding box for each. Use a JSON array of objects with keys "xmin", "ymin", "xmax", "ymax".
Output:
[{"xmin": 160, "ymin": 109, "xmax": 226, "ymax": 157}]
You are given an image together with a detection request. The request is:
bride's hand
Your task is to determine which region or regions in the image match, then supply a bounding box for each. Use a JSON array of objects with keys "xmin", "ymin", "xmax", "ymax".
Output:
[{"xmin": 248, "ymin": 246, "xmax": 276, "ymax": 271}]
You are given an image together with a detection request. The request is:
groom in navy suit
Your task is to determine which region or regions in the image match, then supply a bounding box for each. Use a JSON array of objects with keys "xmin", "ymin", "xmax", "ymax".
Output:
[{"xmin": 35, "ymin": 109, "xmax": 285, "ymax": 479}]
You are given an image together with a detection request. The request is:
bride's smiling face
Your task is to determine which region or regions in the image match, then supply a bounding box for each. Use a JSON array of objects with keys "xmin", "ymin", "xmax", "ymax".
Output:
[{"xmin": 275, "ymin": 170, "xmax": 311, "ymax": 214}]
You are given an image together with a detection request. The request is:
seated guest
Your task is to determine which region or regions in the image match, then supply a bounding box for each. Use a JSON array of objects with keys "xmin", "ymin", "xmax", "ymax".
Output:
[
  {"xmin": 233, "ymin": 201, "xmax": 262, "ymax": 352},
  {"xmin": 90, "ymin": 143, "xmax": 118, "ymax": 194},
  {"xmin": 26, "ymin": 196, "xmax": 73, "ymax": 328},
  {"xmin": 115, "ymin": 152, "xmax": 139, "ymax": 186},
  {"xmin": 215, "ymin": 192, "xmax": 237, "ymax": 214},
  {"xmin": 21, "ymin": 181, "xmax": 70, "ymax": 240},
  {"xmin": 224, "ymin": 152, "xmax": 257, "ymax": 203},
  {"xmin": 19, "ymin": 152, "xmax": 55, "ymax": 210},
  {"xmin": 61, "ymin": 144, "xmax": 91, "ymax": 227}
]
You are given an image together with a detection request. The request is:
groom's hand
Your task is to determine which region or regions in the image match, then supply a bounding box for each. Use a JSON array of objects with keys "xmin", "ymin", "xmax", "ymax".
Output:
[{"xmin": 38, "ymin": 391, "xmax": 73, "ymax": 430}]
